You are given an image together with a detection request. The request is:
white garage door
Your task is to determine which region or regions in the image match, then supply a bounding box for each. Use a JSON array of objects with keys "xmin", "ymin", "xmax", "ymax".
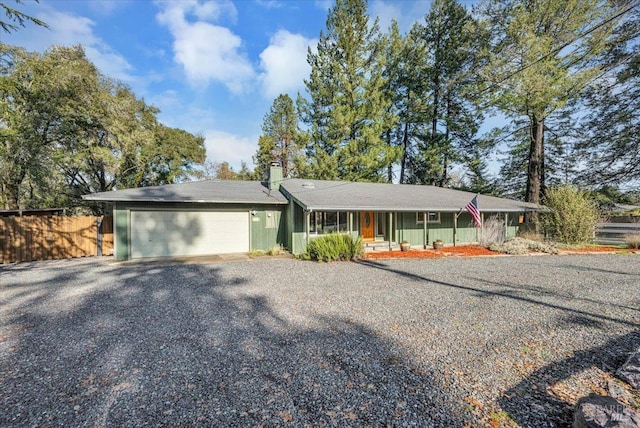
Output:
[{"xmin": 130, "ymin": 210, "xmax": 249, "ymax": 258}]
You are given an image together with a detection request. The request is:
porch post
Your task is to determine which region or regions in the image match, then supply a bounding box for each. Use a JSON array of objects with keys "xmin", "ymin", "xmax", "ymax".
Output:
[
  {"xmin": 453, "ymin": 212, "xmax": 457, "ymax": 247},
  {"xmin": 305, "ymin": 210, "xmax": 310, "ymax": 245},
  {"xmin": 423, "ymin": 212, "xmax": 427, "ymax": 249},
  {"xmin": 349, "ymin": 212, "xmax": 353, "ymax": 235},
  {"xmin": 388, "ymin": 212, "xmax": 392, "ymax": 250}
]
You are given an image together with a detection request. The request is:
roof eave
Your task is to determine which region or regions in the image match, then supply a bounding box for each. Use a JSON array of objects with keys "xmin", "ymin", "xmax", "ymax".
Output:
[
  {"xmin": 81, "ymin": 196, "xmax": 288, "ymax": 204},
  {"xmin": 301, "ymin": 205, "xmax": 544, "ymax": 212}
]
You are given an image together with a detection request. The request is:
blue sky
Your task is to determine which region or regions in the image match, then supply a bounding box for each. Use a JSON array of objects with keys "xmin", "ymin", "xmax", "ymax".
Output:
[{"xmin": 7, "ymin": 0, "xmax": 484, "ymax": 172}]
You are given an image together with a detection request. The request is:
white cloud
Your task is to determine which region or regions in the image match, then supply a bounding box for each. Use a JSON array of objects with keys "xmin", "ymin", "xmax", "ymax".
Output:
[
  {"xmin": 369, "ymin": 0, "xmax": 431, "ymax": 32},
  {"xmin": 204, "ymin": 130, "xmax": 257, "ymax": 168},
  {"xmin": 87, "ymin": 0, "xmax": 132, "ymax": 16},
  {"xmin": 369, "ymin": 0, "xmax": 402, "ymax": 31},
  {"xmin": 156, "ymin": 1, "xmax": 254, "ymax": 94},
  {"xmin": 4, "ymin": 8, "xmax": 133, "ymax": 82},
  {"xmin": 259, "ymin": 30, "xmax": 317, "ymax": 98}
]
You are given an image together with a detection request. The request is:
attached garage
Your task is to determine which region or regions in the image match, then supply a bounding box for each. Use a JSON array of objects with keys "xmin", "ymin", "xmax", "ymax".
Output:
[
  {"xmin": 130, "ymin": 210, "xmax": 249, "ymax": 258},
  {"xmin": 82, "ymin": 180, "xmax": 288, "ymax": 260}
]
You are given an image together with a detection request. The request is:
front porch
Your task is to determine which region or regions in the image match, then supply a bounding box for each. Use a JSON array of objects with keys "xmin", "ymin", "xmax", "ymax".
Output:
[{"xmin": 290, "ymin": 202, "xmax": 522, "ymax": 255}]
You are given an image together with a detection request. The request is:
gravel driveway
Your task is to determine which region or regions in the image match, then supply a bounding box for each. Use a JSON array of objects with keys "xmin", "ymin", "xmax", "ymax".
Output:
[{"xmin": 1, "ymin": 254, "xmax": 639, "ymax": 427}]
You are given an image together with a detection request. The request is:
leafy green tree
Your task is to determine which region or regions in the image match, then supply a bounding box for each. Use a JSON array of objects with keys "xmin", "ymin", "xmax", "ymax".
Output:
[
  {"xmin": 301, "ymin": 0, "xmax": 398, "ymax": 182},
  {"xmin": 478, "ymin": 0, "xmax": 621, "ymax": 218},
  {"xmin": 0, "ymin": 44, "xmax": 94, "ymax": 209},
  {"xmin": 0, "ymin": 44, "xmax": 205, "ymax": 211}
]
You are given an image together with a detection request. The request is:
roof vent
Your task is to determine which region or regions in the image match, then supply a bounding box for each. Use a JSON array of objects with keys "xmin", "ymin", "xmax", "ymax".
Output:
[{"xmin": 301, "ymin": 182, "xmax": 315, "ymax": 189}]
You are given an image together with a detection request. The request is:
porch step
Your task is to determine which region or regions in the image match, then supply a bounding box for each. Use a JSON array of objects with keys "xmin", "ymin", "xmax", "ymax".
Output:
[{"xmin": 364, "ymin": 241, "xmax": 400, "ymax": 252}]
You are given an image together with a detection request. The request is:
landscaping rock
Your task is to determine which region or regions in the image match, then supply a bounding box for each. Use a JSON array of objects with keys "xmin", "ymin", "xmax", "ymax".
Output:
[
  {"xmin": 618, "ymin": 348, "xmax": 640, "ymax": 389},
  {"xmin": 573, "ymin": 394, "xmax": 640, "ymax": 428}
]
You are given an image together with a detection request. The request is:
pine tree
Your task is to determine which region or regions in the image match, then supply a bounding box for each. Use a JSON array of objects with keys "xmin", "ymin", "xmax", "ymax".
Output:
[
  {"xmin": 301, "ymin": 0, "xmax": 398, "ymax": 182},
  {"xmin": 383, "ymin": 0, "xmax": 485, "ymax": 186},
  {"xmin": 253, "ymin": 94, "xmax": 304, "ymax": 181},
  {"xmin": 478, "ymin": 0, "xmax": 622, "ymax": 218},
  {"xmin": 415, "ymin": 0, "xmax": 485, "ymax": 187},
  {"xmin": 577, "ymin": 7, "xmax": 640, "ymax": 186}
]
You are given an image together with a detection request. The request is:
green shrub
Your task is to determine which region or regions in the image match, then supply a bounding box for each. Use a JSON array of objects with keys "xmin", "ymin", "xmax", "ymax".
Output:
[
  {"xmin": 541, "ymin": 185, "xmax": 600, "ymax": 245},
  {"xmin": 303, "ymin": 234, "xmax": 364, "ymax": 262}
]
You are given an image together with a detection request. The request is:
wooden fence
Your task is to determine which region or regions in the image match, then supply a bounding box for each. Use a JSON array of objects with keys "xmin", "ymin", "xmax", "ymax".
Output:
[
  {"xmin": 0, "ymin": 215, "xmax": 113, "ymax": 264},
  {"xmin": 595, "ymin": 217, "xmax": 640, "ymax": 245}
]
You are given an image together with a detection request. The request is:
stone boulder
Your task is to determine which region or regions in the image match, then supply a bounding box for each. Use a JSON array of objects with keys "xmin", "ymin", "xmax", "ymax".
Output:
[
  {"xmin": 618, "ymin": 348, "xmax": 640, "ymax": 389},
  {"xmin": 573, "ymin": 394, "xmax": 640, "ymax": 428}
]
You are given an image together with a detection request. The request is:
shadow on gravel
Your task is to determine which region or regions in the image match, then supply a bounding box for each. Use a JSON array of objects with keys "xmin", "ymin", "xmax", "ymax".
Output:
[
  {"xmin": 0, "ymin": 261, "xmax": 466, "ymax": 427},
  {"xmin": 498, "ymin": 330, "xmax": 640, "ymax": 427},
  {"xmin": 357, "ymin": 258, "xmax": 640, "ymax": 427},
  {"xmin": 559, "ymin": 263, "xmax": 640, "ymax": 277},
  {"xmin": 357, "ymin": 259, "xmax": 640, "ymax": 328}
]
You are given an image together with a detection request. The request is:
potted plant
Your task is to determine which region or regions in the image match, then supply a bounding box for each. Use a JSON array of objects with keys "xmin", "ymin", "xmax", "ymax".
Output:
[
  {"xmin": 400, "ymin": 240, "xmax": 411, "ymax": 252},
  {"xmin": 433, "ymin": 239, "xmax": 444, "ymax": 250}
]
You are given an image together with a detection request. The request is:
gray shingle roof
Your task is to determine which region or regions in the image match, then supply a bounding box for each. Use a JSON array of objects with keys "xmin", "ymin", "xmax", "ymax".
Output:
[
  {"xmin": 82, "ymin": 177, "xmax": 544, "ymax": 212},
  {"xmin": 280, "ymin": 179, "xmax": 543, "ymax": 212},
  {"xmin": 82, "ymin": 180, "xmax": 288, "ymax": 204}
]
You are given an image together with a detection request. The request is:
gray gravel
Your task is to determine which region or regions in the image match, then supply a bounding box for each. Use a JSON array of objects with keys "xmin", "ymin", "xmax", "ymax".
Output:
[{"xmin": 1, "ymin": 254, "xmax": 639, "ymax": 427}]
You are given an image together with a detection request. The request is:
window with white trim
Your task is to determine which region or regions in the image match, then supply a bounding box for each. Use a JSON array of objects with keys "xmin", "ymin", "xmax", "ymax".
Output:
[
  {"xmin": 310, "ymin": 211, "xmax": 349, "ymax": 234},
  {"xmin": 416, "ymin": 212, "xmax": 441, "ymax": 224}
]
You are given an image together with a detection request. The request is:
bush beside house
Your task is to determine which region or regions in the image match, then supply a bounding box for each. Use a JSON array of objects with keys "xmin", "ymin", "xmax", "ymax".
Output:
[
  {"xmin": 542, "ymin": 185, "xmax": 601, "ymax": 245},
  {"xmin": 302, "ymin": 234, "xmax": 364, "ymax": 262}
]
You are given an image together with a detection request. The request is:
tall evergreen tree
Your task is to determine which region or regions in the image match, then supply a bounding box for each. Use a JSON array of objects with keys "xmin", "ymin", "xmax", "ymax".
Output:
[
  {"xmin": 253, "ymin": 94, "xmax": 304, "ymax": 181},
  {"xmin": 382, "ymin": 0, "xmax": 485, "ymax": 186},
  {"xmin": 301, "ymin": 0, "xmax": 398, "ymax": 182},
  {"xmin": 576, "ymin": 6, "xmax": 640, "ymax": 187},
  {"xmin": 413, "ymin": 0, "xmax": 485, "ymax": 187},
  {"xmin": 477, "ymin": 0, "xmax": 622, "ymax": 218}
]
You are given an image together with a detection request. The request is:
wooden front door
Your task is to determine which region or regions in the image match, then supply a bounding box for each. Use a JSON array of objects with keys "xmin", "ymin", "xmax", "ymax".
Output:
[{"xmin": 360, "ymin": 211, "xmax": 375, "ymax": 241}]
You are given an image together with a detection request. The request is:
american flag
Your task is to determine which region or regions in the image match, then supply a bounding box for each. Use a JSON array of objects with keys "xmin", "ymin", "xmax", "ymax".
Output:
[{"xmin": 466, "ymin": 195, "xmax": 482, "ymax": 227}]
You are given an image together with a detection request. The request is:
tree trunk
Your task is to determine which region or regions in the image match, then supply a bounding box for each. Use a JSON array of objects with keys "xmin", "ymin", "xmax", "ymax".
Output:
[
  {"xmin": 386, "ymin": 129, "xmax": 393, "ymax": 182},
  {"xmin": 281, "ymin": 137, "xmax": 289, "ymax": 179},
  {"xmin": 400, "ymin": 122, "xmax": 409, "ymax": 184},
  {"xmin": 439, "ymin": 97, "xmax": 452, "ymax": 188},
  {"xmin": 5, "ymin": 181, "xmax": 21, "ymax": 210},
  {"xmin": 525, "ymin": 116, "xmax": 544, "ymax": 223}
]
